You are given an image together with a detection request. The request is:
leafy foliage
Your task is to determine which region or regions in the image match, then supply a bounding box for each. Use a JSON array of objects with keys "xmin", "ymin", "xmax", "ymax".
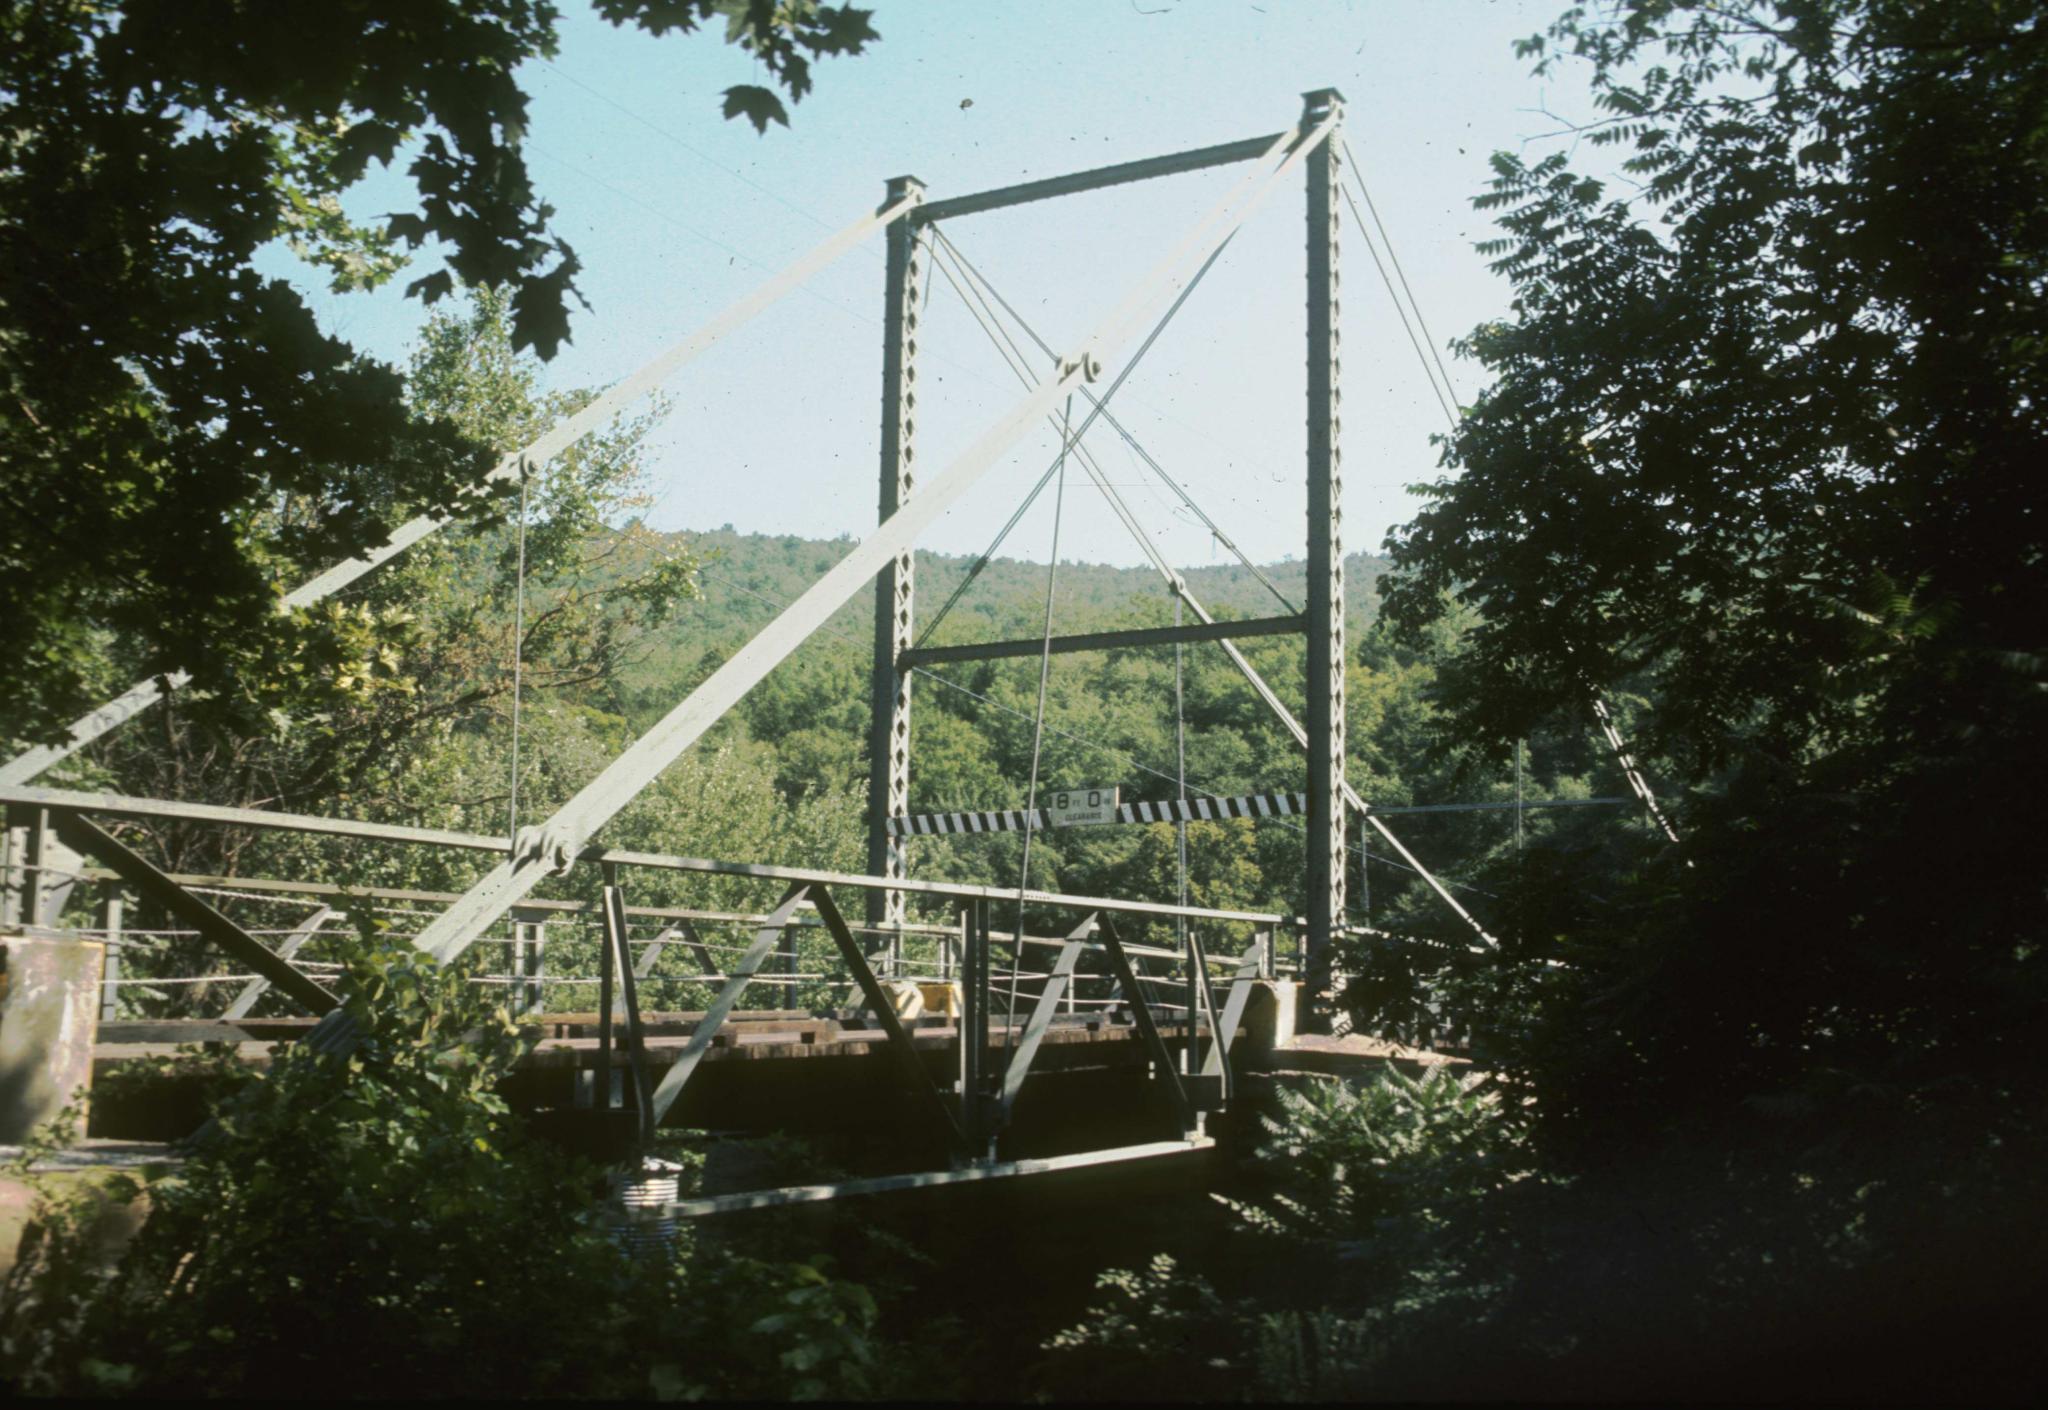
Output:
[
  {"xmin": 0, "ymin": 926, "xmax": 890, "ymax": 1399},
  {"xmin": 82, "ymin": 285, "xmax": 690, "ymax": 848},
  {"xmin": 1317, "ymin": 0, "xmax": 2048, "ymax": 1395},
  {"xmin": 0, "ymin": 0, "xmax": 875, "ymax": 752},
  {"xmin": 1230, "ymin": 1066, "xmax": 1530, "ymax": 1248},
  {"xmin": 1044, "ymin": 5, "xmax": 2048, "ymax": 1392},
  {"xmin": 1038, "ymin": 1067, "xmax": 1542, "ymax": 1401},
  {"xmin": 1037, "ymin": 1254, "xmax": 1249, "ymax": 1402},
  {"xmin": 1385, "ymin": 0, "xmax": 2048, "ymax": 778},
  {"xmin": 1371, "ymin": 0, "xmax": 2048, "ymax": 1137}
]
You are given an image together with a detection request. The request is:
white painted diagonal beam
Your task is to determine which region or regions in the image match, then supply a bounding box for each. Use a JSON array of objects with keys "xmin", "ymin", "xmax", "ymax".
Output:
[
  {"xmin": 0, "ymin": 193, "xmax": 921, "ymax": 788},
  {"xmin": 409, "ymin": 115, "xmax": 1334, "ymax": 967}
]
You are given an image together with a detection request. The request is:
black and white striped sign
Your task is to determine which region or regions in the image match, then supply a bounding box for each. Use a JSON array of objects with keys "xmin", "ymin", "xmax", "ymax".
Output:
[{"xmin": 885, "ymin": 791, "xmax": 1307, "ymax": 838}]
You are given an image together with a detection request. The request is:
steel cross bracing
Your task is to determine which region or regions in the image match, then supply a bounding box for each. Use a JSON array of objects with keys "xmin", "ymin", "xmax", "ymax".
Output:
[{"xmin": 25, "ymin": 782, "xmax": 1283, "ymax": 1177}]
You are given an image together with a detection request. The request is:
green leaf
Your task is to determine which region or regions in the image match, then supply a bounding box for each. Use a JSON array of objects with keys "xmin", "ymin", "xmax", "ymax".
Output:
[{"xmin": 722, "ymin": 84, "xmax": 790, "ymax": 134}]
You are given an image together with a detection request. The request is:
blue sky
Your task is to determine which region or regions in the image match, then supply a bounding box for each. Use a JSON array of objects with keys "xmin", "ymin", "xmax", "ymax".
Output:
[{"xmin": 284, "ymin": 0, "xmax": 1590, "ymax": 571}]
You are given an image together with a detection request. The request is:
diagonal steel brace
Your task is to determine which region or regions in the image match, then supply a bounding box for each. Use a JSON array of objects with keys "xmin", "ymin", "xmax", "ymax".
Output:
[
  {"xmin": 809, "ymin": 888, "xmax": 968, "ymax": 1152},
  {"xmin": 223, "ymin": 904, "xmax": 335, "ymax": 1020},
  {"xmin": 999, "ymin": 914, "xmax": 1095, "ymax": 1117},
  {"xmin": 645, "ymin": 885, "xmax": 810, "ymax": 1128},
  {"xmin": 1096, "ymin": 917, "xmax": 1193, "ymax": 1135},
  {"xmin": 50, "ymin": 811, "xmax": 337, "ymax": 1015}
]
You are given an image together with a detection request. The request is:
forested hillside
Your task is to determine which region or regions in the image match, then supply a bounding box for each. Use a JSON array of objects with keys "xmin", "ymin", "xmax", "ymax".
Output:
[{"xmin": 606, "ymin": 524, "xmax": 1629, "ymax": 934}]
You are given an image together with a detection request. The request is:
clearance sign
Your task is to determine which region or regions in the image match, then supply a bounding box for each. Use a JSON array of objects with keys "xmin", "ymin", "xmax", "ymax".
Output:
[{"xmin": 1046, "ymin": 787, "xmax": 1119, "ymax": 828}]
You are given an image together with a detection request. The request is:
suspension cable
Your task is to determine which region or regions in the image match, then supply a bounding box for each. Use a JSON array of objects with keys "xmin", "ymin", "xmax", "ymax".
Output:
[
  {"xmin": 914, "ymin": 223, "xmax": 1241, "ymax": 647},
  {"xmin": 931, "ymin": 227, "xmax": 1299, "ymax": 614},
  {"xmin": 926, "ymin": 235, "xmax": 1239, "ymax": 646},
  {"xmin": 1174, "ymin": 594, "xmax": 1190, "ymax": 950},
  {"xmin": 920, "ymin": 235, "xmax": 1501, "ymax": 926},
  {"xmin": 1005, "ymin": 398, "xmax": 1072, "ymax": 1048},
  {"xmin": 1338, "ymin": 139, "xmax": 1464, "ymax": 413},
  {"xmin": 1336, "ymin": 179, "xmax": 1459, "ymax": 429},
  {"xmin": 1338, "ymin": 150, "xmax": 1682, "ymax": 848},
  {"xmin": 925, "ymin": 239, "xmax": 1180, "ymax": 588}
]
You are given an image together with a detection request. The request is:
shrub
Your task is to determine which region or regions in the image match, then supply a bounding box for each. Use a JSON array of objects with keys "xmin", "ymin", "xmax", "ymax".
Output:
[{"xmin": 0, "ymin": 926, "xmax": 885, "ymax": 1399}]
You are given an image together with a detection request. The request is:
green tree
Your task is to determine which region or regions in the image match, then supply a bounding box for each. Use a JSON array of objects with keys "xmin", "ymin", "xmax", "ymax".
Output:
[
  {"xmin": 0, "ymin": 0, "xmax": 877, "ymax": 753},
  {"xmin": 1384, "ymin": 0, "xmax": 2046, "ymax": 777},
  {"xmin": 1348, "ymin": 2, "xmax": 2048, "ymax": 1387},
  {"xmin": 88, "ymin": 287, "xmax": 697, "ymax": 881},
  {"xmin": 1375, "ymin": 0, "xmax": 2048, "ymax": 1122}
]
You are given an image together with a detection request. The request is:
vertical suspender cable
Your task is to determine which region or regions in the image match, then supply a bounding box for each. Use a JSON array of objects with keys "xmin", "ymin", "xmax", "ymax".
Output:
[
  {"xmin": 1174, "ymin": 595, "xmax": 1189, "ymax": 951},
  {"xmin": 1514, "ymin": 737, "xmax": 1525, "ymax": 947},
  {"xmin": 1514, "ymin": 738, "xmax": 1525, "ymax": 858},
  {"xmin": 1005, "ymin": 398, "xmax": 1073, "ymax": 1046},
  {"xmin": 508, "ymin": 460, "xmax": 531, "ymax": 848},
  {"xmin": 1175, "ymin": 595, "xmax": 1192, "ymax": 1061}
]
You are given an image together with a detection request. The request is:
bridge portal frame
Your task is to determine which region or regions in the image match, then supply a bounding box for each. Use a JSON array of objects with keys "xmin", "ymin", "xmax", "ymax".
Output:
[{"xmin": 865, "ymin": 89, "xmax": 1350, "ymax": 980}]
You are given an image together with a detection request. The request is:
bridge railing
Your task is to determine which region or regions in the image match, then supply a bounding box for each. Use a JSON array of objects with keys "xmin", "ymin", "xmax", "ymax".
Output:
[
  {"xmin": 3, "ymin": 784, "xmax": 1304, "ymax": 1028},
  {"xmin": 66, "ymin": 879, "xmax": 1287, "ymax": 1026},
  {"xmin": 4, "ymin": 784, "xmax": 1327, "ymax": 1160}
]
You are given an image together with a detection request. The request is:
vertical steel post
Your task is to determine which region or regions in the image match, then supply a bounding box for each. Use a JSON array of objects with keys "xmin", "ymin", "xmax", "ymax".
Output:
[
  {"xmin": 867, "ymin": 174, "xmax": 926, "ymax": 931},
  {"xmin": 597, "ymin": 872, "xmax": 617, "ymax": 1112},
  {"xmin": 100, "ymin": 891, "xmax": 124, "ymax": 1022},
  {"xmin": 5, "ymin": 808, "xmax": 48, "ymax": 929},
  {"xmin": 508, "ymin": 919, "xmax": 525, "ymax": 1013},
  {"xmin": 1303, "ymin": 88, "xmax": 1347, "ymax": 1001},
  {"xmin": 0, "ymin": 820, "xmax": 13, "ymax": 926},
  {"xmin": 957, "ymin": 898, "xmax": 991, "ymax": 1153},
  {"xmin": 782, "ymin": 921, "xmax": 799, "ymax": 1011},
  {"xmin": 511, "ymin": 915, "xmax": 546, "ymax": 1018},
  {"xmin": 534, "ymin": 921, "xmax": 548, "ymax": 1016}
]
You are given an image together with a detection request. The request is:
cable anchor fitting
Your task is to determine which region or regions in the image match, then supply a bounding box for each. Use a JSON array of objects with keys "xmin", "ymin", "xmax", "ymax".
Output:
[{"xmin": 513, "ymin": 820, "xmax": 586, "ymax": 877}]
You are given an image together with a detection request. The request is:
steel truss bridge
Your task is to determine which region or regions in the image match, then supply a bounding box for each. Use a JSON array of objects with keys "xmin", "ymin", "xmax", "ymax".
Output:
[{"xmin": 1, "ymin": 89, "xmax": 1652, "ymax": 1210}]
